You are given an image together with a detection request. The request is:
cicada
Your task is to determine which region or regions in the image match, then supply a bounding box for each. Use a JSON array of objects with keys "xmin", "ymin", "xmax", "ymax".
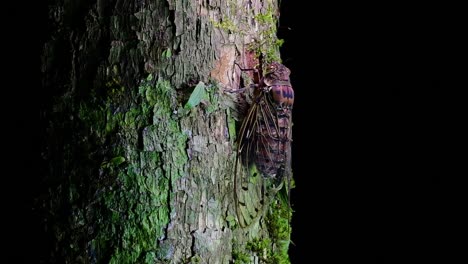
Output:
[{"xmin": 233, "ymin": 61, "xmax": 294, "ymax": 227}]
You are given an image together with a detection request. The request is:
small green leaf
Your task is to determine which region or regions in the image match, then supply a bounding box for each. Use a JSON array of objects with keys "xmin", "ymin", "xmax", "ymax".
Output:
[
  {"xmin": 276, "ymin": 38, "xmax": 285, "ymax": 47},
  {"xmin": 226, "ymin": 108, "xmax": 236, "ymax": 142},
  {"xmin": 185, "ymin": 82, "xmax": 206, "ymax": 109},
  {"xmin": 162, "ymin": 48, "xmax": 172, "ymax": 58},
  {"xmin": 100, "ymin": 161, "xmax": 109, "ymax": 168},
  {"xmin": 110, "ymin": 156, "xmax": 126, "ymax": 166},
  {"xmin": 226, "ymin": 215, "xmax": 237, "ymax": 228}
]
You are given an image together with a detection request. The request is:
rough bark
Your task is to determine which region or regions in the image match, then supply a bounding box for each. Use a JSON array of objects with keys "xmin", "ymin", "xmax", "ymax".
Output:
[{"xmin": 39, "ymin": 0, "xmax": 290, "ymax": 263}]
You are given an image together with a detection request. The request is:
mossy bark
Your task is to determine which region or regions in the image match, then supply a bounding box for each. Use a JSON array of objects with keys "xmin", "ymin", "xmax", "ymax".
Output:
[{"xmin": 39, "ymin": 0, "xmax": 290, "ymax": 263}]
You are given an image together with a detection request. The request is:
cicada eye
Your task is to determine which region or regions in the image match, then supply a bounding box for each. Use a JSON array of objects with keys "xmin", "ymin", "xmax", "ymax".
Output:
[{"xmin": 268, "ymin": 63, "xmax": 277, "ymax": 72}]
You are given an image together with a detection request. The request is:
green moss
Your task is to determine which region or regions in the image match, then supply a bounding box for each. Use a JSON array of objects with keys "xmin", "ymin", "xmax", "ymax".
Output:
[
  {"xmin": 225, "ymin": 214, "xmax": 237, "ymax": 228},
  {"xmin": 226, "ymin": 108, "xmax": 237, "ymax": 143},
  {"xmin": 210, "ymin": 0, "xmax": 282, "ymax": 67},
  {"xmin": 161, "ymin": 48, "xmax": 172, "ymax": 58},
  {"xmin": 204, "ymin": 82, "xmax": 221, "ymax": 114},
  {"xmin": 100, "ymin": 160, "xmax": 169, "ymax": 264},
  {"xmin": 251, "ymin": 8, "xmax": 284, "ymax": 65},
  {"xmin": 246, "ymin": 238, "xmax": 270, "ymax": 254},
  {"xmin": 212, "ymin": 17, "xmax": 238, "ymax": 33},
  {"xmin": 232, "ymin": 249, "xmax": 251, "ymax": 264},
  {"xmin": 265, "ymin": 191, "xmax": 292, "ymax": 264},
  {"xmin": 75, "ymin": 76, "xmax": 190, "ymax": 263},
  {"xmin": 231, "ymin": 237, "xmax": 278, "ymax": 264},
  {"xmin": 188, "ymin": 255, "xmax": 201, "ymax": 263}
]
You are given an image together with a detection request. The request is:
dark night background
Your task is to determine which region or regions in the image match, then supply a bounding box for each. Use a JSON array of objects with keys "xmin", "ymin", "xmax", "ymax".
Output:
[
  {"xmin": 3, "ymin": 0, "xmax": 455, "ymax": 263},
  {"xmin": 278, "ymin": 1, "xmax": 451, "ymax": 263}
]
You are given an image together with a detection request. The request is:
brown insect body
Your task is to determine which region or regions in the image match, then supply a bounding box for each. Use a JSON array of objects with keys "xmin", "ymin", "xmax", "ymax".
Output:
[
  {"xmin": 257, "ymin": 62, "xmax": 293, "ymax": 178},
  {"xmin": 239, "ymin": 62, "xmax": 294, "ymax": 179},
  {"xmin": 233, "ymin": 61, "xmax": 294, "ymax": 227}
]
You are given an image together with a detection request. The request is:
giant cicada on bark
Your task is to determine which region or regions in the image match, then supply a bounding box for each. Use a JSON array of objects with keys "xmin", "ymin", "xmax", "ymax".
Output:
[{"xmin": 233, "ymin": 61, "xmax": 294, "ymax": 227}]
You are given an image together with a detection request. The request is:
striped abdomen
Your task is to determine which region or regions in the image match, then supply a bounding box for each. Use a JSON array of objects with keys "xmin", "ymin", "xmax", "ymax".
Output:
[{"xmin": 254, "ymin": 82, "xmax": 294, "ymax": 178}]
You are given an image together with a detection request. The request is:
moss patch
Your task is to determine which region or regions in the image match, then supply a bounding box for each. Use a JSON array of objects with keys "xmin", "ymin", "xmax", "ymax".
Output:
[
  {"xmin": 59, "ymin": 76, "xmax": 193, "ymax": 263},
  {"xmin": 266, "ymin": 191, "xmax": 292, "ymax": 264},
  {"xmin": 251, "ymin": 7, "xmax": 284, "ymax": 66}
]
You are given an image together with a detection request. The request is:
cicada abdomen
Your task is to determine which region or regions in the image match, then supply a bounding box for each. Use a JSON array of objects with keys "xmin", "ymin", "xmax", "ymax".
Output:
[
  {"xmin": 234, "ymin": 61, "xmax": 294, "ymax": 227},
  {"xmin": 253, "ymin": 62, "xmax": 294, "ymax": 179}
]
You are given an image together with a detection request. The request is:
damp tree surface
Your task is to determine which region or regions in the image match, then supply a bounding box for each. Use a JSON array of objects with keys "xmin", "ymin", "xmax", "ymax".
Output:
[{"xmin": 39, "ymin": 0, "xmax": 292, "ymax": 263}]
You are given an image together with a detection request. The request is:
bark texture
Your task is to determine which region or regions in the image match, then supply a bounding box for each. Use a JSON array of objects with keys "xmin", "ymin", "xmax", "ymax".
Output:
[{"xmin": 39, "ymin": 0, "xmax": 290, "ymax": 263}]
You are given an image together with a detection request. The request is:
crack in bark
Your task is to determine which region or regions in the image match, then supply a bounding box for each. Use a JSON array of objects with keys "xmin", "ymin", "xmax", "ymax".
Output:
[{"xmin": 190, "ymin": 230, "xmax": 197, "ymax": 260}]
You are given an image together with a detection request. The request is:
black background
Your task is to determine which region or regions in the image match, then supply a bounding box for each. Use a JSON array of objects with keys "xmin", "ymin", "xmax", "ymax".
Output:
[
  {"xmin": 4, "ymin": 0, "xmax": 454, "ymax": 263},
  {"xmin": 278, "ymin": 1, "xmax": 450, "ymax": 263}
]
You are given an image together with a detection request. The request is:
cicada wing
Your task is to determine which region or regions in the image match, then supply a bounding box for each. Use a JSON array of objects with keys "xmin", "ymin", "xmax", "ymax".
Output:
[
  {"xmin": 234, "ymin": 97, "xmax": 265, "ymax": 227},
  {"xmin": 235, "ymin": 169, "xmax": 264, "ymax": 227},
  {"xmin": 284, "ymin": 111, "xmax": 293, "ymax": 217},
  {"xmin": 254, "ymin": 93, "xmax": 285, "ymax": 179}
]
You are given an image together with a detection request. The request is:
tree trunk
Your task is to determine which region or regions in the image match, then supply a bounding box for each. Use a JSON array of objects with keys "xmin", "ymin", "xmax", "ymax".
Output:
[{"xmin": 39, "ymin": 0, "xmax": 290, "ymax": 263}]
